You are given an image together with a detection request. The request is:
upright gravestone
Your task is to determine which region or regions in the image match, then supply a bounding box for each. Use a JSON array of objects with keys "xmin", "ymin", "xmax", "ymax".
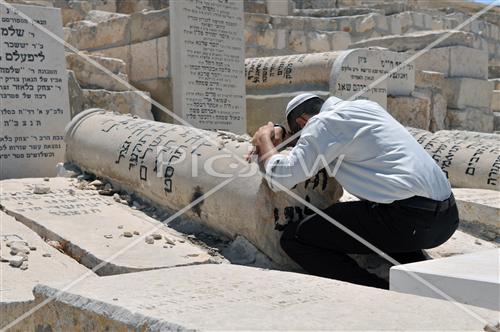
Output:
[
  {"xmin": 0, "ymin": 4, "xmax": 70, "ymax": 179},
  {"xmin": 170, "ymin": 0, "xmax": 246, "ymax": 134}
]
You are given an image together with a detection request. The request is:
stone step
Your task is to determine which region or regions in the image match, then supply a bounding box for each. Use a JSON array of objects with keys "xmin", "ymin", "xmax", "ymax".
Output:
[
  {"xmin": 0, "ymin": 211, "xmax": 94, "ymax": 329},
  {"xmin": 442, "ymin": 78, "xmax": 493, "ymax": 109},
  {"xmin": 453, "ymin": 188, "xmax": 500, "ymax": 241},
  {"xmin": 19, "ymin": 264, "xmax": 498, "ymax": 331},
  {"xmin": 66, "ymin": 52, "xmax": 130, "ymax": 91},
  {"xmin": 0, "ymin": 178, "xmax": 213, "ymax": 276},
  {"xmin": 390, "ymin": 249, "xmax": 500, "ymax": 311},
  {"xmin": 82, "ymin": 89, "xmax": 154, "ymax": 120}
]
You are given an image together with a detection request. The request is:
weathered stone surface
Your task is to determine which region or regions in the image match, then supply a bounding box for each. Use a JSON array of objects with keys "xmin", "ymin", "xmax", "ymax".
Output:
[
  {"xmin": 20, "ymin": 265, "xmax": 498, "ymax": 331},
  {"xmin": 453, "ymin": 188, "xmax": 499, "ymax": 240},
  {"xmin": 387, "ymin": 93, "xmax": 431, "ymax": 130},
  {"xmin": 411, "ymin": 128, "xmax": 499, "ymax": 190},
  {"xmin": 129, "ymin": 8, "xmax": 169, "ymax": 44},
  {"xmin": 0, "ymin": 4, "xmax": 71, "ymax": 179},
  {"xmin": 491, "ymin": 90, "xmax": 500, "ymax": 112},
  {"xmin": 170, "ymin": 0, "xmax": 246, "ymax": 133},
  {"xmin": 0, "ymin": 211, "xmax": 93, "ymax": 329},
  {"xmin": 66, "ymin": 53, "xmax": 129, "ymax": 91},
  {"xmin": 416, "ymin": 70, "xmax": 445, "ymax": 89},
  {"xmin": 64, "ymin": 110, "xmax": 343, "ymax": 268},
  {"xmin": 67, "ymin": 70, "xmax": 84, "ymax": 118},
  {"xmin": 350, "ymin": 30, "xmax": 483, "ymax": 52},
  {"xmin": 413, "ymin": 46, "xmax": 488, "ymax": 79},
  {"xmin": 266, "ymin": 0, "xmax": 293, "ymax": 15},
  {"xmin": 0, "ymin": 178, "xmax": 212, "ymax": 275},
  {"xmin": 391, "ymin": 249, "xmax": 500, "ymax": 311},
  {"xmin": 445, "ymin": 107, "xmax": 494, "ymax": 133},
  {"xmin": 82, "ymin": 89, "xmax": 153, "ymax": 120},
  {"xmin": 443, "ymin": 78, "xmax": 493, "ymax": 109},
  {"xmin": 128, "ymin": 37, "xmax": 169, "ymax": 82},
  {"xmin": 65, "ymin": 10, "xmax": 130, "ymax": 50}
]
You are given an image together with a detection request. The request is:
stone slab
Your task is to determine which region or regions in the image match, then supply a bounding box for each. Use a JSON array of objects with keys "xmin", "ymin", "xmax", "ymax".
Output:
[
  {"xmin": 0, "ymin": 211, "xmax": 93, "ymax": 303},
  {"xmin": 390, "ymin": 249, "xmax": 500, "ymax": 311},
  {"xmin": 0, "ymin": 211, "xmax": 93, "ymax": 329},
  {"xmin": 21, "ymin": 264, "xmax": 499, "ymax": 331},
  {"xmin": 82, "ymin": 89, "xmax": 154, "ymax": 120},
  {"xmin": 446, "ymin": 107, "xmax": 494, "ymax": 133},
  {"xmin": 414, "ymin": 46, "xmax": 489, "ymax": 80},
  {"xmin": 443, "ymin": 78, "xmax": 493, "ymax": 109},
  {"xmin": 0, "ymin": 178, "xmax": 212, "ymax": 275},
  {"xmin": 170, "ymin": 0, "xmax": 246, "ymax": 133},
  {"xmin": 387, "ymin": 93, "xmax": 430, "ymax": 130},
  {"xmin": 453, "ymin": 188, "xmax": 499, "ymax": 240},
  {"xmin": 0, "ymin": 4, "xmax": 71, "ymax": 179},
  {"xmin": 492, "ymin": 90, "xmax": 500, "ymax": 112},
  {"xmin": 349, "ymin": 30, "xmax": 483, "ymax": 52}
]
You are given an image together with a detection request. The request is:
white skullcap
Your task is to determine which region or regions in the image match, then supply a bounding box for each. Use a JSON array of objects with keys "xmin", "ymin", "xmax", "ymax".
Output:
[{"xmin": 285, "ymin": 93, "xmax": 320, "ymax": 120}]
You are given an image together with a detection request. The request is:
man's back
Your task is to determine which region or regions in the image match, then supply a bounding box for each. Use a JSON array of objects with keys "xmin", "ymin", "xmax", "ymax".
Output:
[{"xmin": 313, "ymin": 97, "xmax": 451, "ymax": 203}]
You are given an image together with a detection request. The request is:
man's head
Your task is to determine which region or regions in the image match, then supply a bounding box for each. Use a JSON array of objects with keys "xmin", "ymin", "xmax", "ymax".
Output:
[{"xmin": 285, "ymin": 93, "xmax": 324, "ymax": 134}]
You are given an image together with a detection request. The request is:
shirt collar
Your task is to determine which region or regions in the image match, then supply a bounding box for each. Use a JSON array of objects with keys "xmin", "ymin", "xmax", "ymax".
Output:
[{"xmin": 320, "ymin": 96, "xmax": 343, "ymax": 113}]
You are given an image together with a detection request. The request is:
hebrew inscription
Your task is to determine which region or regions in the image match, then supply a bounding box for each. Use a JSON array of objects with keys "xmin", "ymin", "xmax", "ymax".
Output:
[
  {"xmin": 170, "ymin": 0, "xmax": 246, "ymax": 133},
  {"xmin": 0, "ymin": 4, "xmax": 70, "ymax": 179}
]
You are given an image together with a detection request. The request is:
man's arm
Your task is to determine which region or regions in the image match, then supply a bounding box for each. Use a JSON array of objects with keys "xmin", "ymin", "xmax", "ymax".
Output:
[{"xmin": 254, "ymin": 118, "xmax": 347, "ymax": 191}]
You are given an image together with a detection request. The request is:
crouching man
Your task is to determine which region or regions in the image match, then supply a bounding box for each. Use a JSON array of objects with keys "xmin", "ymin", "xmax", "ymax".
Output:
[{"xmin": 250, "ymin": 93, "xmax": 458, "ymax": 288}]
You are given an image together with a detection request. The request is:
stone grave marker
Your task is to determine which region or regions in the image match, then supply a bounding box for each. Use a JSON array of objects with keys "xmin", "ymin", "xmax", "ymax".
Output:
[
  {"xmin": 330, "ymin": 49, "xmax": 415, "ymax": 108},
  {"xmin": 0, "ymin": 4, "xmax": 71, "ymax": 179},
  {"xmin": 0, "ymin": 211, "xmax": 93, "ymax": 329},
  {"xmin": 170, "ymin": 0, "xmax": 246, "ymax": 133},
  {"xmin": 20, "ymin": 264, "xmax": 498, "ymax": 331},
  {"xmin": 391, "ymin": 249, "xmax": 500, "ymax": 311},
  {"xmin": 0, "ymin": 177, "xmax": 212, "ymax": 275}
]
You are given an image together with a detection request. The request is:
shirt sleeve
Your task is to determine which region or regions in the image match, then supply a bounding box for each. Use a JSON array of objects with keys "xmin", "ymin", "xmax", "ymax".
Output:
[{"xmin": 264, "ymin": 117, "xmax": 347, "ymax": 192}]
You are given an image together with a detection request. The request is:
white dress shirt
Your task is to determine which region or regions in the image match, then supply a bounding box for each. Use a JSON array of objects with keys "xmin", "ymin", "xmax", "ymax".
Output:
[{"xmin": 265, "ymin": 96, "xmax": 452, "ymax": 203}]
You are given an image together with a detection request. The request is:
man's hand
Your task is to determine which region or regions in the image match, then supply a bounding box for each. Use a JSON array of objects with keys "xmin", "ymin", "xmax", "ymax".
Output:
[{"xmin": 246, "ymin": 122, "xmax": 279, "ymax": 165}]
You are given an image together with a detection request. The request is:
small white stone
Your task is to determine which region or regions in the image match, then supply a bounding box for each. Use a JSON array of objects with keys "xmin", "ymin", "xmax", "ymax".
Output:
[
  {"xmin": 145, "ymin": 236, "xmax": 154, "ymax": 244},
  {"xmin": 42, "ymin": 253, "xmax": 51, "ymax": 258},
  {"xmin": 104, "ymin": 234, "xmax": 113, "ymax": 239},
  {"xmin": 9, "ymin": 256, "xmax": 24, "ymax": 267},
  {"xmin": 152, "ymin": 233, "xmax": 162, "ymax": 240},
  {"xmin": 123, "ymin": 231, "xmax": 133, "ymax": 238},
  {"xmin": 89, "ymin": 180, "xmax": 103, "ymax": 187},
  {"xmin": 113, "ymin": 193, "xmax": 121, "ymax": 202},
  {"xmin": 33, "ymin": 185, "xmax": 51, "ymax": 194}
]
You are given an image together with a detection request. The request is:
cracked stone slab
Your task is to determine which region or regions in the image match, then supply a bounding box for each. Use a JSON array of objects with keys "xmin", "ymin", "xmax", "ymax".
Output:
[
  {"xmin": 0, "ymin": 178, "xmax": 213, "ymax": 276},
  {"xmin": 19, "ymin": 264, "xmax": 499, "ymax": 331},
  {"xmin": 0, "ymin": 211, "xmax": 93, "ymax": 328}
]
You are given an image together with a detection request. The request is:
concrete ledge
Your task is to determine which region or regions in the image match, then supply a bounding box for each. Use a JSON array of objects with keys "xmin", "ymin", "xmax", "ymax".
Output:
[
  {"xmin": 18, "ymin": 265, "xmax": 499, "ymax": 331},
  {"xmin": 390, "ymin": 249, "xmax": 500, "ymax": 311}
]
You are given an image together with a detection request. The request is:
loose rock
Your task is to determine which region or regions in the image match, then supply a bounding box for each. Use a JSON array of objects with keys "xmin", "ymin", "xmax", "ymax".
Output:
[
  {"xmin": 133, "ymin": 230, "xmax": 140, "ymax": 235},
  {"xmin": 152, "ymin": 233, "xmax": 162, "ymax": 240},
  {"xmin": 20, "ymin": 262, "xmax": 29, "ymax": 270},
  {"xmin": 89, "ymin": 180, "xmax": 103, "ymax": 187},
  {"xmin": 33, "ymin": 185, "xmax": 51, "ymax": 194},
  {"xmin": 29, "ymin": 246, "xmax": 37, "ymax": 251},
  {"xmin": 42, "ymin": 253, "xmax": 51, "ymax": 257},
  {"xmin": 9, "ymin": 255, "xmax": 24, "ymax": 267},
  {"xmin": 123, "ymin": 231, "xmax": 133, "ymax": 238},
  {"xmin": 145, "ymin": 236, "xmax": 154, "ymax": 244},
  {"xmin": 113, "ymin": 193, "xmax": 121, "ymax": 202},
  {"xmin": 164, "ymin": 238, "xmax": 175, "ymax": 245},
  {"xmin": 104, "ymin": 234, "xmax": 113, "ymax": 239}
]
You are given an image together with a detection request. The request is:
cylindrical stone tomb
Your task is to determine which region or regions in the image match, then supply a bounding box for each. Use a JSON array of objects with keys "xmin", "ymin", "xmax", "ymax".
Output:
[
  {"xmin": 64, "ymin": 109, "xmax": 343, "ymax": 268},
  {"xmin": 409, "ymin": 128, "xmax": 500, "ymax": 191}
]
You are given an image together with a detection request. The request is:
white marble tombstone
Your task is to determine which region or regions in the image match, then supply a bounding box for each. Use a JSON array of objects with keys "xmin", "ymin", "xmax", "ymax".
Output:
[
  {"xmin": 170, "ymin": 0, "xmax": 246, "ymax": 134},
  {"xmin": 0, "ymin": 4, "xmax": 71, "ymax": 179}
]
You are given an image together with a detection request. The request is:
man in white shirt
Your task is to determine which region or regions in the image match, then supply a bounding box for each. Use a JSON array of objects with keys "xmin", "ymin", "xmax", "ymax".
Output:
[{"xmin": 251, "ymin": 93, "xmax": 458, "ymax": 288}]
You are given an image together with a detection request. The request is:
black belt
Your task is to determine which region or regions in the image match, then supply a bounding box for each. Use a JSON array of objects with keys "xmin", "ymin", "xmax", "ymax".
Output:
[{"xmin": 393, "ymin": 193, "xmax": 455, "ymax": 212}]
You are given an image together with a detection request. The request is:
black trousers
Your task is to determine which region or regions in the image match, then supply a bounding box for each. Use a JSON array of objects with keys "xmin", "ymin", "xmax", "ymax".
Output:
[{"xmin": 280, "ymin": 199, "xmax": 459, "ymax": 289}]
